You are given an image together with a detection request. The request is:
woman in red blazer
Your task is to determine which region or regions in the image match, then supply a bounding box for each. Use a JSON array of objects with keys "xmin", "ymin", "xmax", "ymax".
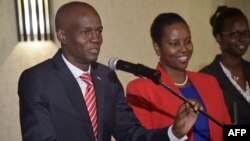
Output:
[{"xmin": 126, "ymin": 13, "xmax": 231, "ymax": 141}]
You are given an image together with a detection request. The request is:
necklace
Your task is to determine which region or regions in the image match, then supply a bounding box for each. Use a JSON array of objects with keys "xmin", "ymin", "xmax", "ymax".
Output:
[
  {"xmin": 174, "ymin": 75, "xmax": 188, "ymax": 87},
  {"xmin": 232, "ymin": 75, "xmax": 240, "ymax": 81},
  {"xmin": 219, "ymin": 62, "xmax": 240, "ymax": 81}
]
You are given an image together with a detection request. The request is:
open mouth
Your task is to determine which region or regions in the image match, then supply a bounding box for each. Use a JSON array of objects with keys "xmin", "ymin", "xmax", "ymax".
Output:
[
  {"xmin": 238, "ymin": 45, "xmax": 246, "ymax": 50},
  {"xmin": 178, "ymin": 56, "xmax": 188, "ymax": 62}
]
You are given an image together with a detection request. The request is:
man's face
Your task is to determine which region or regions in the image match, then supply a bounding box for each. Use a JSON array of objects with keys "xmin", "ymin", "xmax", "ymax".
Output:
[{"xmin": 57, "ymin": 7, "xmax": 103, "ymax": 68}]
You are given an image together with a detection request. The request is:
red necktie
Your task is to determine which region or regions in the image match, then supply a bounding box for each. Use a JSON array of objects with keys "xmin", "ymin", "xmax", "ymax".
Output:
[{"xmin": 80, "ymin": 73, "xmax": 98, "ymax": 140}]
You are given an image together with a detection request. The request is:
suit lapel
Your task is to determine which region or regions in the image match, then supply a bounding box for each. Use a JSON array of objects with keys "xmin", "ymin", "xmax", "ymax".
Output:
[
  {"xmin": 211, "ymin": 57, "xmax": 246, "ymax": 101},
  {"xmin": 91, "ymin": 63, "xmax": 105, "ymax": 141},
  {"xmin": 52, "ymin": 50, "xmax": 93, "ymax": 140},
  {"xmin": 243, "ymin": 61, "xmax": 250, "ymax": 82}
]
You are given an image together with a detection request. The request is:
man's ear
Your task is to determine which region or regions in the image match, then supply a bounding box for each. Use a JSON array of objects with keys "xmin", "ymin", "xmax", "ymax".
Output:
[
  {"xmin": 56, "ymin": 29, "xmax": 66, "ymax": 44},
  {"xmin": 153, "ymin": 42, "xmax": 161, "ymax": 56}
]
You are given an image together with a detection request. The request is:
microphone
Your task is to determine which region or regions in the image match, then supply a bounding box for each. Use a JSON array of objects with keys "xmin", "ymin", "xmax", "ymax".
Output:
[{"xmin": 108, "ymin": 57, "xmax": 161, "ymax": 84}]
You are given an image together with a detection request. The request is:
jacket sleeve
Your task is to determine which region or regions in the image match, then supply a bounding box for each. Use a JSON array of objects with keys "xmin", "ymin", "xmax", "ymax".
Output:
[
  {"xmin": 210, "ymin": 77, "xmax": 232, "ymax": 125},
  {"xmin": 126, "ymin": 80, "xmax": 155, "ymax": 129},
  {"xmin": 18, "ymin": 69, "xmax": 57, "ymax": 141},
  {"xmin": 111, "ymin": 74, "xmax": 169, "ymax": 141}
]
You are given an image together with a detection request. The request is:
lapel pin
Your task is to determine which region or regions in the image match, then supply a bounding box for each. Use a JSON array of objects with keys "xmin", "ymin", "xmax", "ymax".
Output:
[{"xmin": 96, "ymin": 76, "xmax": 102, "ymax": 81}]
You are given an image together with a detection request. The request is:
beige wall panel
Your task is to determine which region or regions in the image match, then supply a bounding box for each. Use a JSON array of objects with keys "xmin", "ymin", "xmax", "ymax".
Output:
[{"xmin": 242, "ymin": 0, "xmax": 250, "ymax": 60}]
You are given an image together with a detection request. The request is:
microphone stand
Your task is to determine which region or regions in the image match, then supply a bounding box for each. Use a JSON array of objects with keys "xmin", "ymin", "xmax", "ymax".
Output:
[
  {"xmin": 157, "ymin": 79, "xmax": 224, "ymax": 128},
  {"xmin": 112, "ymin": 61, "xmax": 224, "ymax": 128}
]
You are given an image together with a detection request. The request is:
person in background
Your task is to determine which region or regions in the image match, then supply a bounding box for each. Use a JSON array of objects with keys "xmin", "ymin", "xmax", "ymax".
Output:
[
  {"xmin": 18, "ymin": 1, "xmax": 201, "ymax": 141},
  {"xmin": 200, "ymin": 6, "xmax": 250, "ymax": 125},
  {"xmin": 126, "ymin": 13, "xmax": 231, "ymax": 141}
]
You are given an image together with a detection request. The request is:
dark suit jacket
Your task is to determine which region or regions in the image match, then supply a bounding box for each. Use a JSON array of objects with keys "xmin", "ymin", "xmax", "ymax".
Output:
[
  {"xmin": 18, "ymin": 49, "xmax": 169, "ymax": 141},
  {"xmin": 200, "ymin": 55, "xmax": 250, "ymax": 124}
]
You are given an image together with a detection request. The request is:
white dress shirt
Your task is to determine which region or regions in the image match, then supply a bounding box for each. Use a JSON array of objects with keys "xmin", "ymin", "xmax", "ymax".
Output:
[{"xmin": 62, "ymin": 54, "xmax": 90, "ymax": 97}]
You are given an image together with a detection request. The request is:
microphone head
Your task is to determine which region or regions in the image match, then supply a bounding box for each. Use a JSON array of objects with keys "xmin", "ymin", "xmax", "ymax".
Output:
[{"xmin": 108, "ymin": 57, "xmax": 119, "ymax": 70}]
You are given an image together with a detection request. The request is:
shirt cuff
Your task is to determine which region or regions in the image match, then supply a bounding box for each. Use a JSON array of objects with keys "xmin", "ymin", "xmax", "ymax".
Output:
[{"xmin": 167, "ymin": 125, "xmax": 188, "ymax": 141}]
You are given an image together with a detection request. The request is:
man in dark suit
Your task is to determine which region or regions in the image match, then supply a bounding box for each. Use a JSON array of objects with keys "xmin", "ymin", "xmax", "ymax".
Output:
[{"xmin": 18, "ymin": 1, "xmax": 201, "ymax": 141}]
